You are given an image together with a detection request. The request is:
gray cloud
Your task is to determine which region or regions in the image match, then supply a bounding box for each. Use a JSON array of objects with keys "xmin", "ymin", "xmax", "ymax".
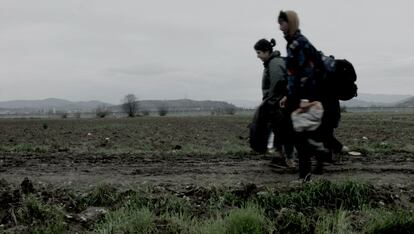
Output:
[
  {"xmin": 107, "ymin": 64, "xmax": 182, "ymax": 77},
  {"xmin": 0, "ymin": 0, "xmax": 413, "ymax": 103}
]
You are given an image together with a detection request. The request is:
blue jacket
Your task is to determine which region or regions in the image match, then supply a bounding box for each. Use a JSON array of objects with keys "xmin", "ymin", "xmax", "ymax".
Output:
[{"xmin": 285, "ymin": 31, "xmax": 323, "ymax": 105}]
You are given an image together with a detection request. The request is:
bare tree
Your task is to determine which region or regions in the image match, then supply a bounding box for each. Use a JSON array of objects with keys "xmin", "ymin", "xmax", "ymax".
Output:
[
  {"xmin": 158, "ymin": 104, "xmax": 169, "ymax": 116},
  {"xmin": 224, "ymin": 106, "xmax": 237, "ymax": 115},
  {"xmin": 141, "ymin": 109, "xmax": 150, "ymax": 116},
  {"xmin": 95, "ymin": 105, "xmax": 111, "ymax": 118},
  {"xmin": 122, "ymin": 94, "xmax": 139, "ymax": 117}
]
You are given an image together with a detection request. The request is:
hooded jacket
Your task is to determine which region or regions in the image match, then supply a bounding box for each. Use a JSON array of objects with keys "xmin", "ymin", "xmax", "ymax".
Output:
[
  {"xmin": 282, "ymin": 11, "xmax": 323, "ymax": 107},
  {"xmin": 261, "ymin": 50, "xmax": 287, "ymax": 107}
]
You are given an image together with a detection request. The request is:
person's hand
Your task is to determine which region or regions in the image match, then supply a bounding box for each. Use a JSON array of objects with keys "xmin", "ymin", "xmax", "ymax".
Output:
[
  {"xmin": 279, "ymin": 96, "xmax": 287, "ymax": 108},
  {"xmin": 295, "ymin": 99, "xmax": 312, "ymax": 113},
  {"xmin": 299, "ymin": 99, "xmax": 311, "ymax": 109}
]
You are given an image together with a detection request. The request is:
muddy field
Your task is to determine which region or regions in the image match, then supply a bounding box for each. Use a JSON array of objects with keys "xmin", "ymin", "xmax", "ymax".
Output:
[
  {"xmin": 0, "ymin": 113, "xmax": 413, "ymax": 233},
  {"xmin": 1, "ymin": 113, "xmax": 413, "ymax": 188}
]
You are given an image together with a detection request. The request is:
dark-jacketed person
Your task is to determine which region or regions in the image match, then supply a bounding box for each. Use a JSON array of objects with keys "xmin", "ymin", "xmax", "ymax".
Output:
[{"xmin": 253, "ymin": 38, "xmax": 296, "ymax": 168}]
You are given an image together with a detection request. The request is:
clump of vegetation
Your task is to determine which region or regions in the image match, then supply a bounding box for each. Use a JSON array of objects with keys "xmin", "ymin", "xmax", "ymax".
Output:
[
  {"xmin": 95, "ymin": 207, "xmax": 155, "ymax": 234},
  {"xmin": 16, "ymin": 195, "xmax": 66, "ymax": 233},
  {"xmin": 274, "ymin": 208, "xmax": 312, "ymax": 233},
  {"xmin": 211, "ymin": 107, "xmax": 237, "ymax": 115},
  {"xmin": 315, "ymin": 209, "xmax": 353, "ymax": 234},
  {"xmin": 158, "ymin": 105, "xmax": 168, "ymax": 116},
  {"xmin": 95, "ymin": 105, "xmax": 111, "ymax": 118},
  {"xmin": 153, "ymin": 194, "xmax": 193, "ymax": 216},
  {"xmin": 1, "ymin": 178, "xmax": 410, "ymax": 234},
  {"xmin": 189, "ymin": 216, "xmax": 224, "ymax": 234},
  {"xmin": 223, "ymin": 204, "xmax": 272, "ymax": 234},
  {"xmin": 122, "ymin": 94, "xmax": 139, "ymax": 117},
  {"xmin": 73, "ymin": 111, "xmax": 81, "ymax": 118},
  {"xmin": 363, "ymin": 209, "xmax": 414, "ymax": 234},
  {"xmin": 256, "ymin": 180, "xmax": 375, "ymax": 214},
  {"xmin": 142, "ymin": 109, "xmax": 150, "ymax": 116},
  {"xmin": 11, "ymin": 144, "xmax": 49, "ymax": 153},
  {"xmin": 83, "ymin": 184, "xmax": 120, "ymax": 207}
]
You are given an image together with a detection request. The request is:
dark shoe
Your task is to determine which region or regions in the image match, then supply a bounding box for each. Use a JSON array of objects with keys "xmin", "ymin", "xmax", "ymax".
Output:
[
  {"xmin": 285, "ymin": 158, "xmax": 297, "ymax": 168},
  {"xmin": 313, "ymin": 162, "xmax": 324, "ymax": 175},
  {"xmin": 324, "ymin": 151, "xmax": 336, "ymax": 164},
  {"xmin": 270, "ymin": 156, "xmax": 285, "ymax": 165}
]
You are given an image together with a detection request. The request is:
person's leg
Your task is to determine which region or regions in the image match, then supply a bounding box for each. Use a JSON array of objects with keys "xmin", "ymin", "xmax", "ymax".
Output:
[
  {"xmin": 280, "ymin": 110, "xmax": 296, "ymax": 167},
  {"xmin": 330, "ymin": 131, "xmax": 344, "ymax": 153},
  {"xmin": 296, "ymin": 132, "xmax": 311, "ymax": 179},
  {"xmin": 307, "ymin": 131, "xmax": 330, "ymax": 174},
  {"xmin": 273, "ymin": 129, "xmax": 283, "ymax": 152}
]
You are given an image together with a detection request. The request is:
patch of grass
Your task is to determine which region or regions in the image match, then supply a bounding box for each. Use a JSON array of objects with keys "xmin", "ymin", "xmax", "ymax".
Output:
[
  {"xmin": 42, "ymin": 123, "xmax": 48, "ymax": 130},
  {"xmin": 193, "ymin": 217, "xmax": 226, "ymax": 234},
  {"xmin": 355, "ymin": 141, "xmax": 402, "ymax": 155},
  {"xmin": 121, "ymin": 190, "xmax": 152, "ymax": 209},
  {"xmin": 16, "ymin": 195, "xmax": 66, "ymax": 234},
  {"xmin": 315, "ymin": 209, "xmax": 354, "ymax": 234},
  {"xmin": 273, "ymin": 208, "xmax": 311, "ymax": 234},
  {"xmin": 170, "ymin": 204, "xmax": 272, "ymax": 234},
  {"xmin": 3, "ymin": 143, "xmax": 50, "ymax": 153},
  {"xmin": 223, "ymin": 203, "xmax": 272, "ymax": 234},
  {"xmin": 256, "ymin": 180, "xmax": 375, "ymax": 214},
  {"xmin": 83, "ymin": 184, "xmax": 119, "ymax": 207},
  {"xmin": 158, "ymin": 214, "xmax": 195, "ymax": 234},
  {"xmin": 152, "ymin": 194, "xmax": 193, "ymax": 216},
  {"xmin": 363, "ymin": 209, "xmax": 414, "ymax": 234},
  {"xmin": 95, "ymin": 207, "xmax": 155, "ymax": 234}
]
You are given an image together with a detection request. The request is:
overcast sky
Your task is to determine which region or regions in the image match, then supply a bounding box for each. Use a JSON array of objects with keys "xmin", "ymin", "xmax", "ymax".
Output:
[{"xmin": 1, "ymin": 0, "xmax": 413, "ymax": 104}]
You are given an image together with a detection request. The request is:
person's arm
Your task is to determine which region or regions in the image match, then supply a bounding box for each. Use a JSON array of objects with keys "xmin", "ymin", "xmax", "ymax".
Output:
[
  {"xmin": 285, "ymin": 41, "xmax": 305, "ymax": 107},
  {"xmin": 267, "ymin": 59, "xmax": 286, "ymax": 104}
]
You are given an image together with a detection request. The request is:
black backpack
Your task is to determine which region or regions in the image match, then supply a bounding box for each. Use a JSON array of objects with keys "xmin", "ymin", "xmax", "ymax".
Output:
[
  {"xmin": 320, "ymin": 54, "xmax": 358, "ymax": 101},
  {"xmin": 248, "ymin": 106, "xmax": 270, "ymax": 154}
]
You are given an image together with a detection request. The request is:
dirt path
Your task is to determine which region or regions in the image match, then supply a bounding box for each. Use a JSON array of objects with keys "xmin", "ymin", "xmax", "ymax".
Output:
[{"xmin": 1, "ymin": 152, "xmax": 413, "ymax": 190}]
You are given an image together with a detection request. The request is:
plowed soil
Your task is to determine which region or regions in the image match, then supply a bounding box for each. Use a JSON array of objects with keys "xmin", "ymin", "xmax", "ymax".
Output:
[{"xmin": 1, "ymin": 113, "xmax": 413, "ymax": 190}]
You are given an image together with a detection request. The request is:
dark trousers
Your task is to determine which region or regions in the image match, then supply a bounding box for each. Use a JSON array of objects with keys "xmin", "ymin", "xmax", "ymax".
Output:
[
  {"xmin": 295, "ymin": 130, "xmax": 329, "ymax": 178},
  {"xmin": 320, "ymin": 98, "xmax": 343, "ymax": 155},
  {"xmin": 272, "ymin": 109, "xmax": 295, "ymax": 158},
  {"xmin": 321, "ymin": 127, "xmax": 343, "ymax": 153}
]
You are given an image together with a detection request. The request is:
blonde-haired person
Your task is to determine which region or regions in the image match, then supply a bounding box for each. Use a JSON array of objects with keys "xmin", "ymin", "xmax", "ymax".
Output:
[{"xmin": 278, "ymin": 10, "xmax": 329, "ymax": 181}]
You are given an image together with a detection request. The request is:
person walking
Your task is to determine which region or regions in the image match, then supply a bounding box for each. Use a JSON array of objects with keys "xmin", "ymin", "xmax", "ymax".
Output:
[
  {"xmin": 254, "ymin": 38, "xmax": 296, "ymax": 168},
  {"xmin": 277, "ymin": 10, "xmax": 329, "ymax": 180}
]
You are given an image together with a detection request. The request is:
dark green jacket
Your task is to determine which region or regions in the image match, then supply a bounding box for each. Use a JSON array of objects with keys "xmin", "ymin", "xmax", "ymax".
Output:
[{"xmin": 261, "ymin": 50, "xmax": 287, "ymax": 107}]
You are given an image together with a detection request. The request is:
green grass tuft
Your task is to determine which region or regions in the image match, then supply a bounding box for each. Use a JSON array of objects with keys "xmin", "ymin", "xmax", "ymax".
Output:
[
  {"xmin": 17, "ymin": 195, "xmax": 66, "ymax": 234},
  {"xmin": 95, "ymin": 207, "xmax": 155, "ymax": 234},
  {"xmin": 315, "ymin": 209, "xmax": 354, "ymax": 234},
  {"xmin": 223, "ymin": 203, "xmax": 272, "ymax": 234},
  {"xmin": 256, "ymin": 180, "xmax": 374, "ymax": 214},
  {"xmin": 363, "ymin": 209, "xmax": 414, "ymax": 234},
  {"xmin": 84, "ymin": 184, "xmax": 119, "ymax": 207}
]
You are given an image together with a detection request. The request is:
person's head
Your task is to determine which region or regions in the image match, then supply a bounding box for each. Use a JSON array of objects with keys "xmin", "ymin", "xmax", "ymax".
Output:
[
  {"xmin": 278, "ymin": 10, "xmax": 300, "ymax": 37},
  {"xmin": 254, "ymin": 38, "xmax": 276, "ymax": 62}
]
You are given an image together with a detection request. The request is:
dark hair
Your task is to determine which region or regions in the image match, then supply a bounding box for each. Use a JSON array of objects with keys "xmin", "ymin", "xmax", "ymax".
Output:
[
  {"xmin": 278, "ymin": 11, "xmax": 288, "ymax": 23},
  {"xmin": 254, "ymin": 39, "xmax": 276, "ymax": 52}
]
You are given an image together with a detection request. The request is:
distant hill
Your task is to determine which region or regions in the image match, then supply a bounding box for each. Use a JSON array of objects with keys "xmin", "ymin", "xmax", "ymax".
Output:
[
  {"xmin": 342, "ymin": 94, "xmax": 413, "ymax": 107},
  {"xmin": 340, "ymin": 98, "xmax": 390, "ymax": 108},
  {"xmin": 227, "ymin": 100, "xmax": 260, "ymax": 109},
  {"xmin": 356, "ymin": 93, "xmax": 411, "ymax": 104},
  {"xmin": 395, "ymin": 97, "xmax": 414, "ymax": 107},
  {"xmin": 113, "ymin": 99, "xmax": 237, "ymax": 112},
  {"xmin": 0, "ymin": 98, "xmax": 112, "ymax": 112},
  {"xmin": 229, "ymin": 94, "xmax": 413, "ymax": 109},
  {"xmin": 0, "ymin": 98, "xmax": 237, "ymax": 114}
]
